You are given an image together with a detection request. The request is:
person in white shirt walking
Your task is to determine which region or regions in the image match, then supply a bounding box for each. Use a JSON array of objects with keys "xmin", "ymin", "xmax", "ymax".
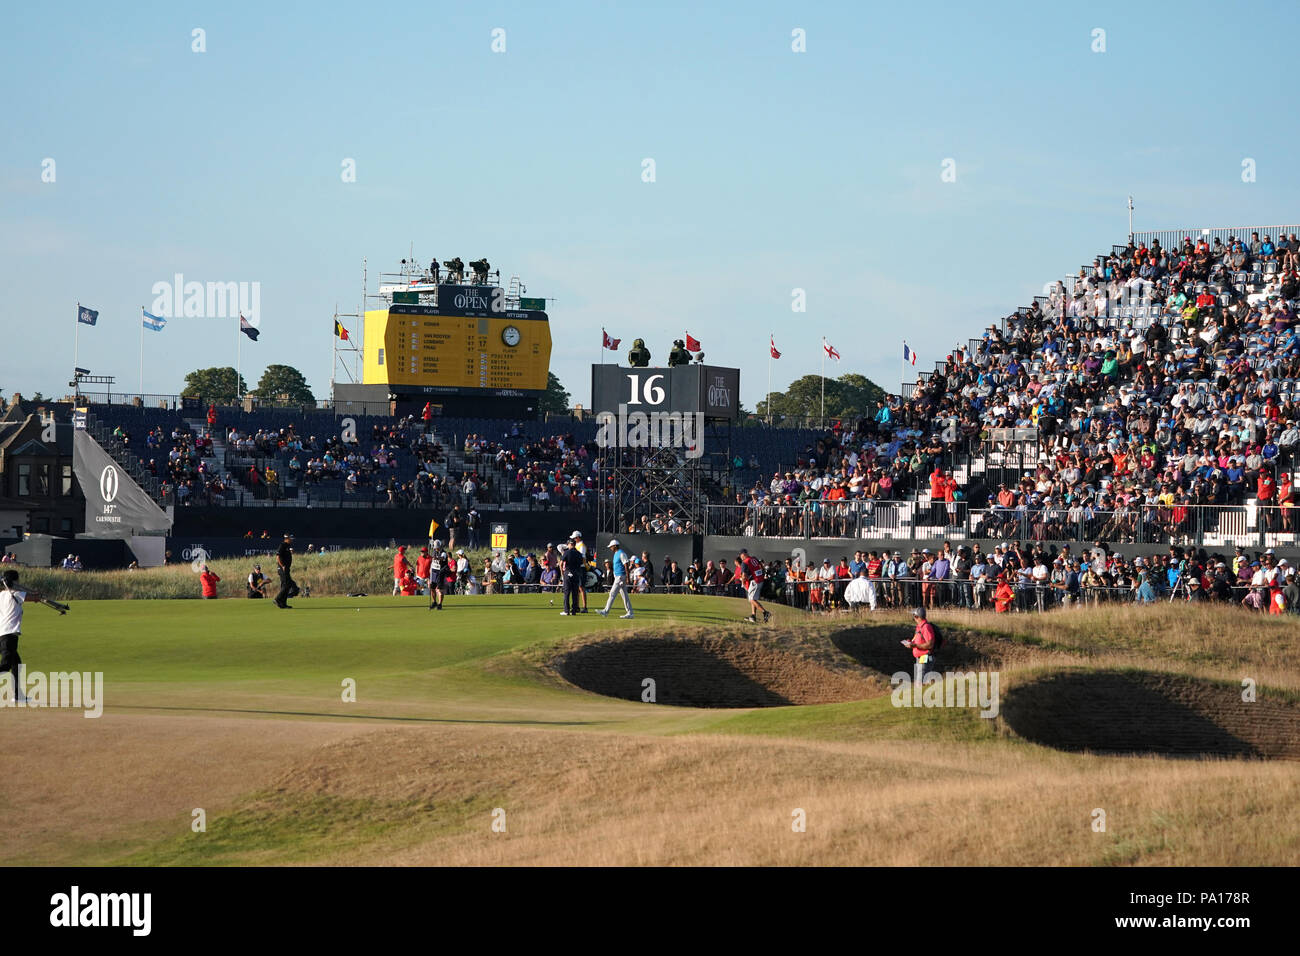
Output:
[{"xmin": 597, "ymin": 539, "xmax": 634, "ymax": 618}]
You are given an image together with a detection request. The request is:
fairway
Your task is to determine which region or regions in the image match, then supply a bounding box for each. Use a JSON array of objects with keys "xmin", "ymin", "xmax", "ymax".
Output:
[{"xmin": 4, "ymin": 594, "xmax": 1299, "ymax": 866}]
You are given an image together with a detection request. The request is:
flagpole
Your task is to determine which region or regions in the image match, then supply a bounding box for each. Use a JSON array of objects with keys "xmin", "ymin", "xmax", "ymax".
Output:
[
  {"xmin": 74, "ymin": 302, "xmax": 81, "ymax": 384},
  {"xmin": 139, "ymin": 309, "xmax": 145, "ymax": 397},
  {"xmin": 236, "ymin": 314, "xmax": 242, "ymax": 404},
  {"xmin": 766, "ymin": 332, "xmax": 772, "ymax": 425},
  {"xmin": 820, "ymin": 338, "xmax": 825, "ymax": 428}
]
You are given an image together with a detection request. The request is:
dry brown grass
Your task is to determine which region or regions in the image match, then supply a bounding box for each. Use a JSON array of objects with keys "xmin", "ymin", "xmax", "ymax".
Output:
[
  {"xmin": 13, "ymin": 716, "xmax": 1294, "ymax": 866},
  {"xmin": 0, "ymin": 710, "xmax": 371, "ymax": 865},
  {"xmin": 265, "ymin": 726, "xmax": 1300, "ymax": 866}
]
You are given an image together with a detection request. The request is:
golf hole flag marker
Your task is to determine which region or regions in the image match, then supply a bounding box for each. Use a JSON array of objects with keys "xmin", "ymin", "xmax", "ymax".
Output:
[{"xmin": 491, "ymin": 523, "xmax": 508, "ymax": 550}]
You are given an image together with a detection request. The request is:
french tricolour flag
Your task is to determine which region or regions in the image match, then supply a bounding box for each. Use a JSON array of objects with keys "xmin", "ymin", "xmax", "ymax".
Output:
[{"xmin": 903, "ymin": 342, "xmax": 917, "ymax": 366}]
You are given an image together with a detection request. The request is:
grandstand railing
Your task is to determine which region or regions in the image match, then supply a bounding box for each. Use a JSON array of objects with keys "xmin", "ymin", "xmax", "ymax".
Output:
[
  {"xmin": 77, "ymin": 392, "xmax": 181, "ymax": 409},
  {"xmin": 700, "ymin": 501, "xmax": 1300, "ymax": 550},
  {"xmin": 1129, "ymin": 226, "xmax": 1300, "ymax": 254}
]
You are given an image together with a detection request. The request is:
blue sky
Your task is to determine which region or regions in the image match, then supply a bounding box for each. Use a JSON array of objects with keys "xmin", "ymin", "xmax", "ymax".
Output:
[{"xmin": 4, "ymin": 0, "xmax": 1299, "ymax": 409}]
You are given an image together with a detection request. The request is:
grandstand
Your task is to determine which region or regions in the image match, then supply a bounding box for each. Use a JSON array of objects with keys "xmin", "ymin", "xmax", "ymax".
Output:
[{"xmin": 76, "ymin": 223, "xmax": 1300, "ymax": 566}]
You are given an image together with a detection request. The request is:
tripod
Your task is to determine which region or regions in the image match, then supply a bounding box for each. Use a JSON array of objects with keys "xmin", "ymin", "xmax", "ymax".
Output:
[{"xmin": 1167, "ymin": 569, "xmax": 1192, "ymax": 602}]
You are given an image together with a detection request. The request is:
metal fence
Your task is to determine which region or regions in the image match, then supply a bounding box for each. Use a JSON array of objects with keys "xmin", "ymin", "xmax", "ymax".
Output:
[
  {"xmin": 1128, "ymin": 225, "xmax": 1300, "ymax": 254},
  {"xmin": 774, "ymin": 576, "xmax": 1273, "ymax": 613},
  {"xmin": 77, "ymin": 392, "xmax": 181, "ymax": 409},
  {"xmin": 700, "ymin": 501, "xmax": 1300, "ymax": 551}
]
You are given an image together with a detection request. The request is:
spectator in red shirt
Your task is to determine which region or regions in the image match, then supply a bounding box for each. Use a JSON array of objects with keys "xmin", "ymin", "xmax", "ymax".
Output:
[
  {"xmin": 865, "ymin": 551, "xmax": 883, "ymax": 610},
  {"xmin": 996, "ymin": 483, "xmax": 1016, "ymax": 509},
  {"xmin": 200, "ymin": 565, "xmax": 221, "ymax": 599},
  {"xmin": 399, "ymin": 568, "xmax": 419, "ymax": 596},
  {"xmin": 902, "ymin": 606, "xmax": 938, "ymax": 680},
  {"xmin": 942, "ymin": 473, "xmax": 959, "ymax": 526},
  {"xmin": 929, "ymin": 467, "xmax": 947, "ymax": 524},
  {"xmin": 392, "ymin": 545, "xmax": 412, "ymax": 596},
  {"xmin": 835, "ymin": 556, "xmax": 852, "ymax": 604},
  {"xmin": 415, "ymin": 547, "xmax": 433, "ymax": 593},
  {"xmin": 1258, "ymin": 468, "xmax": 1278, "ymax": 531}
]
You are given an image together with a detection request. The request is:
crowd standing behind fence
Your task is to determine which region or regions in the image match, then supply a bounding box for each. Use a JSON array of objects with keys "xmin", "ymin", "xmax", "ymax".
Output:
[{"xmin": 366, "ymin": 535, "xmax": 1300, "ymax": 616}]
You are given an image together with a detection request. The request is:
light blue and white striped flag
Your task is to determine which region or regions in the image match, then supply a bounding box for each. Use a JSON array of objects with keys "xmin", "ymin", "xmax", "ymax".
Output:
[{"xmin": 142, "ymin": 308, "xmax": 166, "ymax": 331}]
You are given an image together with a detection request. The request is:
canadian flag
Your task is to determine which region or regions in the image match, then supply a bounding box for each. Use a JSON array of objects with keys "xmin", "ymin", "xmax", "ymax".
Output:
[
  {"xmin": 823, "ymin": 339, "xmax": 840, "ymax": 361},
  {"xmin": 602, "ymin": 329, "xmax": 621, "ymax": 350},
  {"xmin": 770, "ymin": 336, "xmax": 781, "ymax": 359},
  {"xmin": 685, "ymin": 332, "xmax": 701, "ymax": 352}
]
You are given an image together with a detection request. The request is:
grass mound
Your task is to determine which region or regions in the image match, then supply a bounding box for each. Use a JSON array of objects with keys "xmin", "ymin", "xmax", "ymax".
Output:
[
  {"xmin": 1001, "ymin": 669, "xmax": 1300, "ymax": 760},
  {"xmin": 553, "ymin": 633, "xmax": 880, "ymax": 707}
]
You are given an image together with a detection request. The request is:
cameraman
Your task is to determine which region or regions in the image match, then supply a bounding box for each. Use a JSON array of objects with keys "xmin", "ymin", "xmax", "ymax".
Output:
[{"xmin": 247, "ymin": 564, "xmax": 268, "ymax": 598}]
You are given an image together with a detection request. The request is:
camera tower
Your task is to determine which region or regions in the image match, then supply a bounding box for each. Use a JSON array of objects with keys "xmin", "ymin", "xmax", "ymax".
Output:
[{"xmin": 591, "ymin": 364, "xmax": 740, "ymax": 536}]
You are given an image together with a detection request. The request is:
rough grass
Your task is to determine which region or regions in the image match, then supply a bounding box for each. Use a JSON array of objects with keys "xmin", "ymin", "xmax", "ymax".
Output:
[
  {"xmin": 14, "ymin": 547, "xmax": 498, "ymax": 600},
  {"xmin": 6, "ymin": 597, "xmax": 1300, "ymax": 865},
  {"xmin": 104, "ymin": 727, "xmax": 1300, "ymax": 867}
]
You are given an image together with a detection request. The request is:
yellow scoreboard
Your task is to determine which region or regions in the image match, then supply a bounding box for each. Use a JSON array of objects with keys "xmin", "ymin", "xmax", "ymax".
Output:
[{"xmin": 363, "ymin": 303, "xmax": 551, "ymax": 394}]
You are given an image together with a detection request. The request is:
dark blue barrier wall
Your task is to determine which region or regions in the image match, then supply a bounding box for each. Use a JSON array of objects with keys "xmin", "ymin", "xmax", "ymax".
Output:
[{"xmin": 171, "ymin": 507, "xmax": 594, "ymax": 551}]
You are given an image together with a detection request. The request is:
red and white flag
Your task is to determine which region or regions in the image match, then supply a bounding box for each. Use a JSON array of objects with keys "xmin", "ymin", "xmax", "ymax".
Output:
[
  {"xmin": 823, "ymin": 338, "xmax": 840, "ymax": 361},
  {"xmin": 770, "ymin": 336, "xmax": 781, "ymax": 360},
  {"xmin": 602, "ymin": 328, "xmax": 621, "ymax": 350},
  {"xmin": 684, "ymin": 332, "xmax": 701, "ymax": 352}
]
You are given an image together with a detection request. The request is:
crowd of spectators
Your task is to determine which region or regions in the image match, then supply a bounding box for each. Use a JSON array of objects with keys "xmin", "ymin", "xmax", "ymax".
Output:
[
  {"xmin": 771, "ymin": 539, "xmax": 1300, "ymax": 613},
  {"xmin": 83, "ymin": 228, "xmax": 1300, "ymax": 545},
  {"xmin": 461, "ymin": 432, "xmax": 597, "ymax": 510},
  {"xmin": 220, "ymin": 418, "xmax": 488, "ymax": 508},
  {"xmin": 688, "ymin": 230, "xmax": 1300, "ymax": 543},
  {"xmin": 116, "ymin": 422, "xmax": 230, "ymax": 506}
]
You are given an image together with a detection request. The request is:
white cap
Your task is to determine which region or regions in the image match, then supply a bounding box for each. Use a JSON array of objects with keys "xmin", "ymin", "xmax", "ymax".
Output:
[{"xmin": 608, "ymin": 539, "xmax": 620, "ymax": 549}]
